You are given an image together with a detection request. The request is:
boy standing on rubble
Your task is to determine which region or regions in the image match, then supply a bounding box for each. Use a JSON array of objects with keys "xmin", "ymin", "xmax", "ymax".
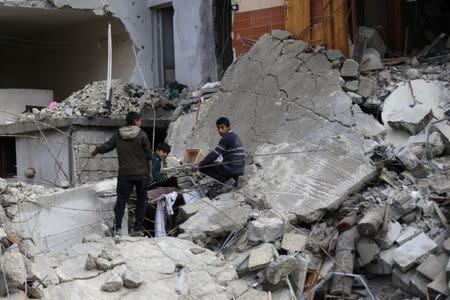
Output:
[
  {"xmin": 91, "ymin": 111, "xmax": 152, "ymax": 237},
  {"xmin": 198, "ymin": 117, "xmax": 246, "ymax": 192}
]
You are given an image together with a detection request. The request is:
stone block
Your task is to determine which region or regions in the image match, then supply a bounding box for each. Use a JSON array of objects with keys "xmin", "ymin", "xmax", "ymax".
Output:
[
  {"xmin": 443, "ymin": 238, "xmax": 450, "ymax": 254},
  {"xmin": 416, "ymin": 254, "xmax": 442, "ymax": 280},
  {"xmin": 378, "ymin": 246, "xmax": 398, "ymax": 274},
  {"xmin": 427, "ymin": 271, "xmax": 449, "ymax": 296},
  {"xmin": 325, "ymin": 49, "xmax": 344, "ymax": 61},
  {"xmin": 374, "ymin": 220, "xmax": 401, "ymax": 249},
  {"xmin": 409, "ymin": 272, "xmax": 431, "ymax": 298},
  {"xmin": 344, "ymin": 80, "xmax": 358, "ymax": 92},
  {"xmin": 122, "ymin": 269, "xmax": 144, "ymax": 288},
  {"xmin": 101, "ymin": 274, "xmax": 123, "ymax": 292},
  {"xmin": 248, "ymin": 243, "xmax": 278, "ymax": 271},
  {"xmin": 265, "ymin": 256, "xmax": 297, "ymax": 285},
  {"xmin": 178, "ymin": 198, "xmax": 210, "ymax": 220},
  {"xmin": 356, "ymin": 238, "xmax": 380, "ymax": 266},
  {"xmin": 360, "ymin": 48, "xmax": 383, "ymax": 72},
  {"xmin": 248, "ymin": 216, "xmax": 286, "ymax": 243},
  {"xmin": 281, "ymin": 233, "xmax": 307, "ymax": 253},
  {"xmin": 357, "ymin": 77, "xmax": 376, "ymax": 98},
  {"xmin": 392, "ymin": 267, "xmax": 415, "ymax": 291},
  {"xmin": 271, "ymin": 30, "xmax": 291, "ymax": 40},
  {"xmin": 393, "ymin": 233, "xmax": 438, "ymax": 271},
  {"xmin": 396, "ymin": 226, "xmax": 421, "ymax": 245},
  {"xmin": 341, "ymin": 59, "xmax": 360, "ymax": 77}
]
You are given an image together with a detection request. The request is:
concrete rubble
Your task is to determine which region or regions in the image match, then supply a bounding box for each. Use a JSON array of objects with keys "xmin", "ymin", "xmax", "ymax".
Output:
[
  {"xmin": 17, "ymin": 80, "xmax": 175, "ymax": 121},
  {"xmin": 0, "ymin": 28, "xmax": 449, "ymax": 299}
]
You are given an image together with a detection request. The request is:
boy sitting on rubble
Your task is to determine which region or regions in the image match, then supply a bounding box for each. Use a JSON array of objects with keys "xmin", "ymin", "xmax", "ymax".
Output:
[
  {"xmin": 150, "ymin": 142, "xmax": 178, "ymax": 188},
  {"xmin": 197, "ymin": 117, "xmax": 246, "ymax": 195}
]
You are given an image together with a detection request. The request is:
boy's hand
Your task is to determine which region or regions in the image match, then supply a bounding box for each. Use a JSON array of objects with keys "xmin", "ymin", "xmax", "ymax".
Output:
[{"xmin": 90, "ymin": 150, "xmax": 98, "ymax": 158}]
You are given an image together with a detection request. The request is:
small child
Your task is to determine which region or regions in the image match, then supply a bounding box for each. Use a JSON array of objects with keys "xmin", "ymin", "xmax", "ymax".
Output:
[{"xmin": 151, "ymin": 142, "xmax": 177, "ymax": 187}]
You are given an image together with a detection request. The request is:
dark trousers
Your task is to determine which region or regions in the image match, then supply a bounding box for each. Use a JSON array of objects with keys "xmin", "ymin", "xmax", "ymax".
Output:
[
  {"xmin": 114, "ymin": 175, "xmax": 148, "ymax": 230},
  {"xmin": 199, "ymin": 164, "xmax": 234, "ymax": 183}
]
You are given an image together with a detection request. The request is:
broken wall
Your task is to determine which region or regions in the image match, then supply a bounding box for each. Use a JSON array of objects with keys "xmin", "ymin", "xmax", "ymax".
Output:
[
  {"xmin": 0, "ymin": 89, "xmax": 53, "ymax": 124},
  {"xmin": 172, "ymin": 0, "xmax": 218, "ymax": 86},
  {"xmin": 187, "ymin": 33, "xmax": 377, "ymax": 222}
]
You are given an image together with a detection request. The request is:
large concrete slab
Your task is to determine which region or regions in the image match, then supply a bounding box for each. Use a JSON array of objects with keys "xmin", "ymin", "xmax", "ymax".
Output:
[
  {"xmin": 187, "ymin": 34, "xmax": 376, "ymax": 222},
  {"xmin": 393, "ymin": 233, "xmax": 438, "ymax": 271}
]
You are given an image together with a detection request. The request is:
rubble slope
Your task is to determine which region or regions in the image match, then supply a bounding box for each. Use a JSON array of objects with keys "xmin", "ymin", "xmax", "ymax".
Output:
[{"xmin": 187, "ymin": 33, "xmax": 377, "ymax": 222}]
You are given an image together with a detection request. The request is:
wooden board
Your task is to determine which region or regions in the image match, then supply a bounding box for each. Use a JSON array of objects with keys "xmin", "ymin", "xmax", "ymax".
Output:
[{"xmin": 285, "ymin": 0, "xmax": 311, "ymax": 40}]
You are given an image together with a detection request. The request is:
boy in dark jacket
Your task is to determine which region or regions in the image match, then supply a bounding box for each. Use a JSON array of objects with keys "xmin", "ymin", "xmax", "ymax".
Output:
[
  {"xmin": 198, "ymin": 117, "xmax": 245, "ymax": 189},
  {"xmin": 91, "ymin": 111, "xmax": 152, "ymax": 236}
]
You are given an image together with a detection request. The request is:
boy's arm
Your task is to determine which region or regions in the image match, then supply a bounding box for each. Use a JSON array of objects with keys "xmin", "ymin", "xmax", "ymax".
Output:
[
  {"xmin": 93, "ymin": 134, "xmax": 116, "ymax": 155},
  {"xmin": 199, "ymin": 135, "xmax": 231, "ymax": 167},
  {"xmin": 142, "ymin": 133, "xmax": 153, "ymax": 182}
]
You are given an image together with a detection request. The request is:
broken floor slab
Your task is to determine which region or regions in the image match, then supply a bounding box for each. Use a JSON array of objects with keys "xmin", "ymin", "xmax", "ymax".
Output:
[
  {"xmin": 44, "ymin": 237, "xmax": 249, "ymax": 299},
  {"xmin": 179, "ymin": 194, "xmax": 251, "ymax": 240},
  {"xmin": 393, "ymin": 233, "xmax": 438, "ymax": 271},
  {"xmin": 187, "ymin": 33, "xmax": 377, "ymax": 222}
]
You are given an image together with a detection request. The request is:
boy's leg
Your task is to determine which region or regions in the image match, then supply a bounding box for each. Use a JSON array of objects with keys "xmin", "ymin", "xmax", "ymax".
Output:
[
  {"xmin": 133, "ymin": 175, "xmax": 148, "ymax": 232},
  {"xmin": 114, "ymin": 176, "xmax": 134, "ymax": 231},
  {"xmin": 199, "ymin": 164, "xmax": 228, "ymax": 182}
]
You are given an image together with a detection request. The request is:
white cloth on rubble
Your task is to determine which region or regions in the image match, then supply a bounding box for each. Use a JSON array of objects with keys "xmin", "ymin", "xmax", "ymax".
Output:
[{"xmin": 155, "ymin": 192, "xmax": 178, "ymax": 237}]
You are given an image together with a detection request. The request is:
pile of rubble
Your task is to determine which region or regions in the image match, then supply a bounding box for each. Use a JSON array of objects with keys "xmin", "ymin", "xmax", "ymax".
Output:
[
  {"xmin": 19, "ymin": 80, "xmax": 176, "ymax": 121},
  {"xmin": 170, "ymin": 30, "xmax": 450, "ymax": 298}
]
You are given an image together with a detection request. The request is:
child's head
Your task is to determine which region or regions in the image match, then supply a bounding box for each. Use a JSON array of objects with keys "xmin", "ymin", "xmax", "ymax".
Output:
[
  {"xmin": 156, "ymin": 142, "xmax": 171, "ymax": 160},
  {"xmin": 216, "ymin": 117, "xmax": 231, "ymax": 137},
  {"xmin": 126, "ymin": 111, "xmax": 142, "ymax": 127}
]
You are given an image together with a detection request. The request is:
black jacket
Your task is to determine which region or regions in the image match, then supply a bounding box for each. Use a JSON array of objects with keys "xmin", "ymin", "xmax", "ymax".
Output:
[{"xmin": 95, "ymin": 126, "xmax": 152, "ymax": 176}]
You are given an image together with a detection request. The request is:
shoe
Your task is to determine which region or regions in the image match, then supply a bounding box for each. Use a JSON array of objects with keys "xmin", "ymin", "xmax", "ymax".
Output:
[
  {"xmin": 216, "ymin": 178, "xmax": 236, "ymax": 194},
  {"xmin": 129, "ymin": 229, "xmax": 144, "ymax": 237},
  {"xmin": 106, "ymin": 227, "xmax": 121, "ymax": 237}
]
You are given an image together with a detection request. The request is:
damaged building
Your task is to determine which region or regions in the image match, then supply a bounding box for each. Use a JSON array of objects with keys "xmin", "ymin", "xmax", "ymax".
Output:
[{"xmin": 0, "ymin": 0, "xmax": 449, "ymax": 299}]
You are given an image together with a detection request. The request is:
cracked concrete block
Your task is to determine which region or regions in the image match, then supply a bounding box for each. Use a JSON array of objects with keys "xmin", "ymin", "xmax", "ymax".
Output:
[
  {"xmin": 409, "ymin": 272, "xmax": 431, "ymax": 298},
  {"xmin": 360, "ymin": 48, "xmax": 383, "ymax": 72},
  {"xmin": 390, "ymin": 191, "xmax": 416, "ymax": 220},
  {"xmin": 427, "ymin": 271, "xmax": 449, "ymax": 297},
  {"xmin": 356, "ymin": 238, "xmax": 380, "ymax": 266},
  {"xmin": 325, "ymin": 49, "xmax": 344, "ymax": 62},
  {"xmin": 394, "ymin": 233, "xmax": 438, "ymax": 271},
  {"xmin": 347, "ymin": 91, "xmax": 363, "ymax": 104},
  {"xmin": 101, "ymin": 274, "xmax": 123, "ymax": 292},
  {"xmin": 344, "ymin": 80, "xmax": 358, "ymax": 92},
  {"xmin": 248, "ymin": 243, "xmax": 278, "ymax": 271},
  {"xmin": 396, "ymin": 226, "xmax": 421, "ymax": 246},
  {"xmin": 396, "ymin": 147, "xmax": 427, "ymax": 177},
  {"xmin": 374, "ymin": 220, "xmax": 401, "ymax": 249},
  {"xmin": 122, "ymin": 269, "xmax": 144, "ymax": 289},
  {"xmin": 304, "ymin": 54, "xmax": 332, "ymax": 76},
  {"xmin": 341, "ymin": 59, "xmax": 360, "ymax": 77},
  {"xmin": 357, "ymin": 77, "xmax": 376, "ymax": 98},
  {"xmin": 56, "ymin": 255, "xmax": 102, "ymax": 283},
  {"xmin": 265, "ymin": 256, "xmax": 297, "ymax": 285},
  {"xmin": 443, "ymin": 238, "xmax": 450, "ymax": 254},
  {"xmin": 271, "ymin": 30, "xmax": 291, "ymax": 40},
  {"xmin": 392, "ymin": 267, "xmax": 415, "ymax": 291},
  {"xmin": 429, "ymin": 178, "xmax": 450, "ymax": 195},
  {"xmin": 247, "ymin": 216, "xmax": 286, "ymax": 243},
  {"xmin": 0, "ymin": 246, "xmax": 26, "ymax": 291},
  {"xmin": 179, "ymin": 194, "xmax": 251, "ymax": 241},
  {"xmin": 416, "ymin": 254, "xmax": 443, "ymax": 280},
  {"xmin": 382, "ymin": 80, "xmax": 449, "ymax": 134},
  {"xmin": 388, "ymin": 108, "xmax": 433, "ymax": 135},
  {"xmin": 281, "ymin": 232, "xmax": 307, "ymax": 253},
  {"xmin": 379, "ymin": 246, "xmax": 398, "ymax": 274},
  {"xmin": 353, "ymin": 105, "xmax": 386, "ymax": 138}
]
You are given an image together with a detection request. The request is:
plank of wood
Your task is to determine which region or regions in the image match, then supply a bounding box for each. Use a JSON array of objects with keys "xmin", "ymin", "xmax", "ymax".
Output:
[
  {"xmin": 285, "ymin": 0, "xmax": 311, "ymax": 40},
  {"xmin": 331, "ymin": 0, "xmax": 349, "ymax": 57}
]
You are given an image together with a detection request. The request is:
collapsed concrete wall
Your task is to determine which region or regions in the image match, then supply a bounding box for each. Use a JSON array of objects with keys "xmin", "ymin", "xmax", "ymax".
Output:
[{"xmin": 187, "ymin": 32, "xmax": 378, "ymax": 222}]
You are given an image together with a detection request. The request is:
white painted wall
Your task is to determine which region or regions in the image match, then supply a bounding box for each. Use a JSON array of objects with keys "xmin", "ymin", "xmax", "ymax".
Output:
[
  {"xmin": 173, "ymin": 0, "xmax": 218, "ymax": 87},
  {"xmin": 0, "ymin": 89, "xmax": 53, "ymax": 124},
  {"xmin": 11, "ymin": 179, "xmax": 117, "ymax": 254}
]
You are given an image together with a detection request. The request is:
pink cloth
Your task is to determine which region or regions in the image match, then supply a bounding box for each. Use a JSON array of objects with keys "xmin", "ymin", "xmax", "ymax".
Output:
[{"xmin": 48, "ymin": 101, "xmax": 57, "ymax": 109}]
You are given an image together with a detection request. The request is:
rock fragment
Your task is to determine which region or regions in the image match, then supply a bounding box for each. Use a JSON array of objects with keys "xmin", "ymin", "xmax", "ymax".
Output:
[
  {"xmin": 101, "ymin": 274, "xmax": 123, "ymax": 292},
  {"xmin": 247, "ymin": 216, "xmax": 285, "ymax": 243},
  {"xmin": 393, "ymin": 233, "xmax": 438, "ymax": 271},
  {"xmin": 357, "ymin": 77, "xmax": 376, "ymax": 98},
  {"xmin": 248, "ymin": 243, "xmax": 278, "ymax": 271},
  {"xmin": 341, "ymin": 59, "xmax": 360, "ymax": 77},
  {"xmin": 265, "ymin": 256, "xmax": 297, "ymax": 285},
  {"xmin": 122, "ymin": 269, "xmax": 144, "ymax": 289},
  {"xmin": 85, "ymin": 254, "xmax": 96, "ymax": 270},
  {"xmin": 95, "ymin": 257, "xmax": 111, "ymax": 271},
  {"xmin": 281, "ymin": 233, "xmax": 307, "ymax": 253}
]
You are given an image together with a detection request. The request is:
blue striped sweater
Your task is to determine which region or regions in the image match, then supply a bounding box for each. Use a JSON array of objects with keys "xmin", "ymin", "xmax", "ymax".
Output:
[{"xmin": 200, "ymin": 131, "xmax": 246, "ymax": 175}]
